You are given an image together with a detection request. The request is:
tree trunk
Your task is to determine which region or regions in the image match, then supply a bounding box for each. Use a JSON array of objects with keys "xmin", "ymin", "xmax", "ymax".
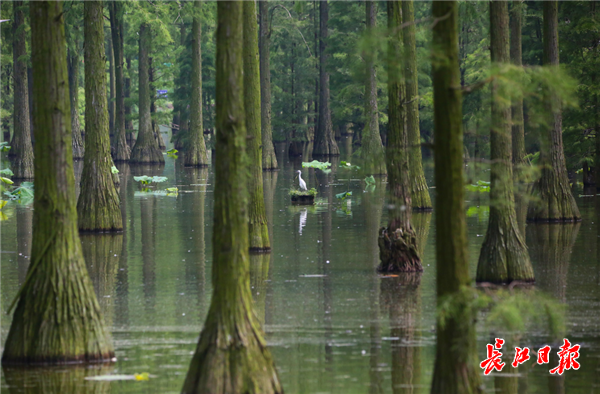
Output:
[
  {"xmin": 181, "ymin": 2, "xmax": 281, "ymax": 392},
  {"xmin": 259, "ymin": 0, "xmax": 278, "ymax": 170},
  {"xmin": 184, "ymin": 1, "xmax": 209, "ymax": 167},
  {"xmin": 77, "ymin": 1, "xmax": 123, "ymax": 232},
  {"xmin": 313, "ymin": 0, "xmax": 339, "ymax": 157},
  {"xmin": 361, "ymin": 0, "xmax": 386, "ymax": 176},
  {"xmin": 430, "ymin": 2, "xmax": 481, "ymax": 393},
  {"xmin": 378, "ymin": 0, "xmax": 421, "ymax": 273},
  {"xmin": 10, "ymin": 0, "xmax": 34, "ymax": 179},
  {"xmin": 124, "ymin": 56, "xmax": 135, "ymax": 148},
  {"xmin": 245, "ymin": 0, "xmax": 271, "ymax": 252},
  {"xmin": 171, "ymin": 22, "xmax": 186, "ymax": 145},
  {"xmin": 107, "ymin": 34, "xmax": 115, "ymax": 146},
  {"xmin": 150, "ymin": 58, "xmax": 166, "ymax": 151},
  {"xmin": 109, "ymin": 2, "xmax": 130, "ymax": 162},
  {"xmin": 403, "ymin": 0, "xmax": 432, "ymax": 210},
  {"xmin": 130, "ymin": 23, "xmax": 164, "ymax": 164},
  {"xmin": 527, "ymin": 1, "xmax": 580, "ymax": 222},
  {"xmin": 476, "ymin": 1, "xmax": 533, "ymax": 284},
  {"xmin": 510, "ymin": 0, "xmax": 526, "ymax": 167},
  {"xmin": 2, "ymin": 0, "xmax": 114, "ymax": 365},
  {"xmin": 68, "ymin": 48, "xmax": 85, "ymax": 160}
]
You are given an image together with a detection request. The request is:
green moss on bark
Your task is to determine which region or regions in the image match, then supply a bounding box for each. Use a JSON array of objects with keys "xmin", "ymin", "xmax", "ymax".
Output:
[
  {"xmin": 245, "ymin": 0, "xmax": 270, "ymax": 253},
  {"xmin": 430, "ymin": 2, "xmax": 481, "ymax": 392},
  {"xmin": 77, "ymin": 1, "xmax": 123, "ymax": 233},
  {"xmin": 181, "ymin": 3, "xmax": 281, "ymax": 392},
  {"xmin": 477, "ymin": 1, "xmax": 533, "ymax": 284},
  {"xmin": 527, "ymin": 1, "xmax": 580, "ymax": 222},
  {"xmin": 68, "ymin": 49, "xmax": 85, "ymax": 160},
  {"xmin": 10, "ymin": 0, "xmax": 34, "ymax": 179},
  {"xmin": 130, "ymin": 23, "xmax": 164, "ymax": 164},
  {"xmin": 2, "ymin": 1, "xmax": 114, "ymax": 365},
  {"xmin": 259, "ymin": 0, "xmax": 279, "ymax": 171},
  {"xmin": 403, "ymin": 0, "xmax": 432, "ymax": 210},
  {"xmin": 510, "ymin": 1, "xmax": 526, "ymax": 168},
  {"xmin": 184, "ymin": 1, "xmax": 209, "ymax": 167}
]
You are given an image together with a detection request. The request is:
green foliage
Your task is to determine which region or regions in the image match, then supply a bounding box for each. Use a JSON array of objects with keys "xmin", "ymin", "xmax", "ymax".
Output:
[
  {"xmin": 335, "ymin": 191, "xmax": 352, "ymax": 200},
  {"xmin": 133, "ymin": 175, "xmax": 168, "ymax": 186},
  {"xmin": 302, "ymin": 160, "xmax": 332, "ymax": 173},
  {"xmin": 167, "ymin": 148, "xmax": 178, "ymax": 159},
  {"xmin": 364, "ymin": 175, "xmax": 375, "ymax": 185},
  {"xmin": 110, "ymin": 166, "xmax": 119, "ymax": 175},
  {"xmin": 4, "ymin": 181, "xmax": 34, "ymax": 204},
  {"xmin": 465, "ymin": 180, "xmax": 490, "ymax": 193},
  {"xmin": 289, "ymin": 187, "xmax": 317, "ymax": 197},
  {"xmin": 0, "ymin": 142, "xmax": 11, "ymax": 152},
  {"xmin": 466, "ymin": 205, "xmax": 489, "ymax": 222},
  {"xmin": 339, "ymin": 161, "xmax": 360, "ymax": 171}
]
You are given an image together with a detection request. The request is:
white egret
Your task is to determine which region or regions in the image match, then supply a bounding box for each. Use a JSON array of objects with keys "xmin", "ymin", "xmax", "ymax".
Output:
[{"xmin": 296, "ymin": 170, "xmax": 307, "ymax": 191}]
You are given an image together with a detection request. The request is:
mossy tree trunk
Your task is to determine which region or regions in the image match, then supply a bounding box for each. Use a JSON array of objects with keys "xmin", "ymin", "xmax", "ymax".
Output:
[
  {"xmin": 403, "ymin": 0, "xmax": 432, "ymax": 210},
  {"xmin": 510, "ymin": 0, "xmax": 526, "ymax": 168},
  {"xmin": 259, "ymin": 0, "xmax": 278, "ymax": 171},
  {"xmin": 527, "ymin": 1, "xmax": 580, "ymax": 222},
  {"xmin": 184, "ymin": 1, "xmax": 209, "ymax": 167},
  {"xmin": 2, "ymin": 1, "xmax": 114, "ymax": 365},
  {"xmin": 313, "ymin": 0, "xmax": 339, "ymax": 157},
  {"xmin": 244, "ymin": 0, "xmax": 271, "ymax": 253},
  {"xmin": 149, "ymin": 58, "xmax": 166, "ymax": 152},
  {"xmin": 476, "ymin": 1, "xmax": 533, "ymax": 284},
  {"xmin": 130, "ymin": 23, "xmax": 164, "ymax": 164},
  {"xmin": 181, "ymin": 2, "xmax": 281, "ymax": 392},
  {"xmin": 109, "ymin": 2, "xmax": 130, "ymax": 162},
  {"xmin": 77, "ymin": 1, "xmax": 123, "ymax": 232},
  {"xmin": 68, "ymin": 48, "xmax": 85, "ymax": 160},
  {"xmin": 378, "ymin": 1, "xmax": 421, "ymax": 273},
  {"xmin": 10, "ymin": 0, "xmax": 34, "ymax": 179},
  {"xmin": 107, "ymin": 35, "xmax": 115, "ymax": 143},
  {"xmin": 361, "ymin": 1, "xmax": 386, "ymax": 176},
  {"xmin": 430, "ymin": 2, "xmax": 481, "ymax": 393}
]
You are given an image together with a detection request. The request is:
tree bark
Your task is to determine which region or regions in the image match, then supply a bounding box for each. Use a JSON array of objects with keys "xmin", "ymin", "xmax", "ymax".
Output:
[
  {"xmin": 130, "ymin": 23, "xmax": 164, "ymax": 164},
  {"xmin": 77, "ymin": 0, "xmax": 123, "ymax": 232},
  {"xmin": 378, "ymin": 0, "xmax": 421, "ymax": 273},
  {"xmin": 403, "ymin": 0, "xmax": 432, "ymax": 210},
  {"xmin": 107, "ymin": 33, "xmax": 115, "ymax": 144},
  {"xmin": 10, "ymin": 0, "xmax": 34, "ymax": 179},
  {"xmin": 2, "ymin": 0, "xmax": 114, "ymax": 365},
  {"xmin": 150, "ymin": 57, "xmax": 166, "ymax": 151},
  {"xmin": 430, "ymin": 2, "xmax": 481, "ymax": 393},
  {"xmin": 259, "ymin": 0, "xmax": 278, "ymax": 170},
  {"xmin": 124, "ymin": 56, "xmax": 135, "ymax": 148},
  {"xmin": 477, "ymin": 0, "xmax": 533, "ymax": 284},
  {"xmin": 510, "ymin": 0, "xmax": 526, "ymax": 167},
  {"xmin": 527, "ymin": 1, "xmax": 580, "ymax": 222},
  {"xmin": 68, "ymin": 48, "xmax": 85, "ymax": 160},
  {"xmin": 245, "ymin": 0, "xmax": 271, "ymax": 252},
  {"xmin": 361, "ymin": 0, "xmax": 387, "ymax": 176},
  {"xmin": 184, "ymin": 0, "xmax": 209, "ymax": 167},
  {"xmin": 313, "ymin": 0, "xmax": 339, "ymax": 157},
  {"xmin": 181, "ymin": 2, "xmax": 281, "ymax": 392},
  {"xmin": 109, "ymin": 2, "xmax": 130, "ymax": 162}
]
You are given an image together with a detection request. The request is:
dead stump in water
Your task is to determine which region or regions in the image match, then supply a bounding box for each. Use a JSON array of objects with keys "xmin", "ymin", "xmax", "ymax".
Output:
[{"xmin": 377, "ymin": 226, "xmax": 423, "ymax": 272}]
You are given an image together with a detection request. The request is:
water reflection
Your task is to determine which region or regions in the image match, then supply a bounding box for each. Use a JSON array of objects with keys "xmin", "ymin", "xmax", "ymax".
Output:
[
  {"xmin": 15, "ymin": 205, "xmax": 32, "ymax": 284},
  {"xmin": 3, "ymin": 364, "xmax": 114, "ymax": 394},
  {"xmin": 250, "ymin": 253, "xmax": 269, "ymax": 327}
]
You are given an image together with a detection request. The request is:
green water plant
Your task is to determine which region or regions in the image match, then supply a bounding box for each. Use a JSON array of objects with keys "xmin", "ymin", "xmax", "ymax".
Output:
[
  {"xmin": 0, "ymin": 142, "xmax": 11, "ymax": 152},
  {"xmin": 466, "ymin": 180, "xmax": 490, "ymax": 193},
  {"xmin": 133, "ymin": 175, "xmax": 168, "ymax": 186},
  {"xmin": 302, "ymin": 160, "xmax": 331, "ymax": 174},
  {"xmin": 289, "ymin": 188, "xmax": 317, "ymax": 197}
]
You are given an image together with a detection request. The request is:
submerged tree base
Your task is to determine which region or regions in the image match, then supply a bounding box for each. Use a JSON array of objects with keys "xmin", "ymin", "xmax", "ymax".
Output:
[
  {"xmin": 130, "ymin": 146, "xmax": 165, "ymax": 164},
  {"xmin": 181, "ymin": 317, "xmax": 282, "ymax": 394},
  {"xmin": 527, "ymin": 170, "xmax": 580, "ymax": 223},
  {"xmin": 377, "ymin": 226, "xmax": 422, "ymax": 273}
]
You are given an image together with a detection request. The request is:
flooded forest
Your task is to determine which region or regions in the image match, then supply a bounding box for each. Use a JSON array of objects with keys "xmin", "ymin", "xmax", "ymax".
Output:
[{"xmin": 2, "ymin": 0, "xmax": 600, "ymax": 393}]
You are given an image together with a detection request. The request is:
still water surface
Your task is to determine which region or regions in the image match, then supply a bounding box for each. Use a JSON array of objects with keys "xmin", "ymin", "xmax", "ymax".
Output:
[{"xmin": 1, "ymin": 137, "xmax": 600, "ymax": 393}]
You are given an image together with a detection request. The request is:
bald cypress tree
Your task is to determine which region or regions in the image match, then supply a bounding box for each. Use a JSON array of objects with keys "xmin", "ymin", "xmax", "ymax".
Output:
[
  {"xmin": 68, "ymin": 47, "xmax": 85, "ymax": 160},
  {"xmin": 378, "ymin": 0, "xmax": 421, "ymax": 273},
  {"xmin": 403, "ymin": 0, "xmax": 432, "ymax": 210},
  {"xmin": 130, "ymin": 23, "xmax": 164, "ymax": 164},
  {"xmin": 476, "ymin": 1, "xmax": 533, "ymax": 284},
  {"xmin": 361, "ymin": 0, "xmax": 386, "ymax": 176},
  {"xmin": 313, "ymin": 0, "xmax": 339, "ymax": 157},
  {"xmin": 109, "ymin": 1, "xmax": 130, "ymax": 162},
  {"xmin": 181, "ymin": 2, "xmax": 281, "ymax": 392},
  {"xmin": 10, "ymin": 0, "xmax": 34, "ymax": 179},
  {"xmin": 430, "ymin": 1, "xmax": 481, "ymax": 392},
  {"xmin": 244, "ymin": 0, "xmax": 270, "ymax": 252},
  {"xmin": 77, "ymin": 0, "xmax": 123, "ymax": 232},
  {"xmin": 510, "ymin": 0, "xmax": 526, "ymax": 167},
  {"xmin": 259, "ymin": 0, "xmax": 279, "ymax": 171},
  {"xmin": 2, "ymin": 0, "xmax": 114, "ymax": 365},
  {"xmin": 184, "ymin": 0, "xmax": 209, "ymax": 167},
  {"xmin": 527, "ymin": 1, "xmax": 580, "ymax": 222}
]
